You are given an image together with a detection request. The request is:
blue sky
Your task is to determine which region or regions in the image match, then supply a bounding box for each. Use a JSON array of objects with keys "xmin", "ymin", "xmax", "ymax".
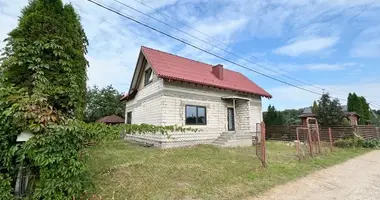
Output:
[{"xmin": 1, "ymin": 0, "xmax": 380, "ymax": 110}]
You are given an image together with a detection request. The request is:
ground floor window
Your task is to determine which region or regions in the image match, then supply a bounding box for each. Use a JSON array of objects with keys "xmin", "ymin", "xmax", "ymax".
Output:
[
  {"xmin": 126, "ymin": 111, "xmax": 132, "ymax": 124},
  {"xmin": 185, "ymin": 105, "xmax": 206, "ymax": 125}
]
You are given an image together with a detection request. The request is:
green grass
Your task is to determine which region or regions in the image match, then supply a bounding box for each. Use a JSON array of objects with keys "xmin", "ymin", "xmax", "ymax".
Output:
[{"xmin": 87, "ymin": 141, "xmax": 370, "ymax": 200}]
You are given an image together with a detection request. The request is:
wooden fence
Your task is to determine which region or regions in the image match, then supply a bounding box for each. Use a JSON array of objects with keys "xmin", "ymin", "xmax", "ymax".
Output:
[{"xmin": 266, "ymin": 125, "xmax": 380, "ymax": 141}]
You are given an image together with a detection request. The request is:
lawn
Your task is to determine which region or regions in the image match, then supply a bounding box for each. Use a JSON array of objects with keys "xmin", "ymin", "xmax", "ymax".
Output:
[{"xmin": 87, "ymin": 140, "xmax": 370, "ymax": 200}]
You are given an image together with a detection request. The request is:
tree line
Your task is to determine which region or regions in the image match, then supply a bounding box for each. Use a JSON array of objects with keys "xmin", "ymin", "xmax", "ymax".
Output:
[{"xmin": 264, "ymin": 93, "xmax": 379, "ymax": 126}]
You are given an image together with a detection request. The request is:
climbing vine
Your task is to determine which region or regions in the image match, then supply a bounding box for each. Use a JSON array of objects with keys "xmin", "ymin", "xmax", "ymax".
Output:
[
  {"xmin": 0, "ymin": 85, "xmax": 197, "ymax": 199},
  {"xmin": 0, "ymin": 0, "xmax": 197, "ymax": 199}
]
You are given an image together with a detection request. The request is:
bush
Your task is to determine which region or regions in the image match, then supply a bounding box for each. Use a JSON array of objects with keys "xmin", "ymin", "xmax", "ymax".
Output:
[
  {"xmin": 0, "ymin": 174, "xmax": 13, "ymax": 200},
  {"xmin": 334, "ymin": 136, "xmax": 364, "ymax": 148},
  {"xmin": 363, "ymin": 139, "xmax": 380, "ymax": 148}
]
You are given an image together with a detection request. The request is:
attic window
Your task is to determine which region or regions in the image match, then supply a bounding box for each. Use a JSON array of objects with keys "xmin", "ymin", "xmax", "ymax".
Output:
[{"xmin": 144, "ymin": 68, "xmax": 153, "ymax": 86}]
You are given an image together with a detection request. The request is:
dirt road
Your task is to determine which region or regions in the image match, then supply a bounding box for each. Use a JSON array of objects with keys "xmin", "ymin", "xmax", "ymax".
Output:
[{"xmin": 250, "ymin": 150, "xmax": 380, "ymax": 200}]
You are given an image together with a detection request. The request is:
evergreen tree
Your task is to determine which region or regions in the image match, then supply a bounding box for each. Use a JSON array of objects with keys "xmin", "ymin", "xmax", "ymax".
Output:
[
  {"xmin": 359, "ymin": 96, "xmax": 370, "ymax": 124},
  {"xmin": 263, "ymin": 105, "xmax": 285, "ymax": 125},
  {"xmin": 312, "ymin": 100, "xmax": 318, "ymax": 114},
  {"xmin": 347, "ymin": 93, "xmax": 353, "ymax": 111},
  {"xmin": 0, "ymin": 0, "xmax": 88, "ymax": 119},
  {"xmin": 347, "ymin": 93, "xmax": 371, "ymax": 124},
  {"xmin": 316, "ymin": 93, "xmax": 344, "ymax": 126}
]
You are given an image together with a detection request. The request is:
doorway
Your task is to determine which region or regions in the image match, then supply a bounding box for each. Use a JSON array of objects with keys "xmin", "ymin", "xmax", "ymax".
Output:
[{"xmin": 227, "ymin": 107, "xmax": 235, "ymax": 131}]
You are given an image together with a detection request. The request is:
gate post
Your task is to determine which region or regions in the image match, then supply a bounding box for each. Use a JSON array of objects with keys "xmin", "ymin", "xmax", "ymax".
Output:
[
  {"xmin": 261, "ymin": 121, "xmax": 267, "ymax": 167},
  {"xmin": 329, "ymin": 128, "xmax": 333, "ymax": 152}
]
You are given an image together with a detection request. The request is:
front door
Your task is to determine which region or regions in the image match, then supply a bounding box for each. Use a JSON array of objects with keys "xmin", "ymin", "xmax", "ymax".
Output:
[{"xmin": 227, "ymin": 107, "xmax": 235, "ymax": 131}]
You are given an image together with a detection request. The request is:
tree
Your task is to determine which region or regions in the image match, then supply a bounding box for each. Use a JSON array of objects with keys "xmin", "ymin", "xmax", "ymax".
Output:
[
  {"xmin": 359, "ymin": 96, "xmax": 370, "ymax": 124},
  {"xmin": 312, "ymin": 100, "xmax": 318, "ymax": 114},
  {"xmin": 347, "ymin": 93, "xmax": 371, "ymax": 124},
  {"xmin": 85, "ymin": 85, "xmax": 125, "ymax": 122},
  {"xmin": 263, "ymin": 105, "xmax": 285, "ymax": 125},
  {"xmin": 0, "ymin": 0, "xmax": 88, "ymax": 119},
  {"xmin": 281, "ymin": 109, "xmax": 303, "ymax": 125},
  {"xmin": 0, "ymin": 0, "xmax": 89, "ymax": 198},
  {"xmin": 316, "ymin": 93, "xmax": 344, "ymax": 126},
  {"xmin": 373, "ymin": 110, "xmax": 380, "ymax": 116}
]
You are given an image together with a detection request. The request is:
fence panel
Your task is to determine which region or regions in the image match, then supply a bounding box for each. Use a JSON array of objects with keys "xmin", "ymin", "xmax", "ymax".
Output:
[
  {"xmin": 266, "ymin": 125, "xmax": 380, "ymax": 142},
  {"xmin": 356, "ymin": 125, "xmax": 378, "ymax": 140},
  {"xmin": 266, "ymin": 125, "xmax": 300, "ymax": 141}
]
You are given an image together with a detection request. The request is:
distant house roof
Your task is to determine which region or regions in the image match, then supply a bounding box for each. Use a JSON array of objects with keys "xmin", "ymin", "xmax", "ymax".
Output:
[
  {"xmin": 298, "ymin": 113, "xmax": 316, "ymax": 118},
  {"xmin": 96, "ymin": 115, "xmax": 125, "ymax": 124},
  {"xmin": 121, "ymin": 46, "xmax": 271, "ymax": 100},
  {"xmin": 298, "ymin": 105, "xmax": 360, "ymax": 118}
]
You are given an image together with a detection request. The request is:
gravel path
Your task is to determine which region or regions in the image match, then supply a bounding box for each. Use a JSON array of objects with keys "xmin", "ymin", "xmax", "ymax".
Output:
[{"xmin": 249, "ymin": 150, "xmax": 380, "ymax": 200}]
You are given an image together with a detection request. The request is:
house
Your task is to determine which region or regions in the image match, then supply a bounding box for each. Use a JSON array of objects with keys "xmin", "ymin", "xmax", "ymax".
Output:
[
  {"xmin": 121, "ymin": 46, "xmax": 271, "ymax": 148},
  {"xmin": 96, "ymin": 115, "xmax": 125, "ymax": 125},
  {"xmin": 298, "ymin": 106, "xmax": 359, "ymax": 126}
]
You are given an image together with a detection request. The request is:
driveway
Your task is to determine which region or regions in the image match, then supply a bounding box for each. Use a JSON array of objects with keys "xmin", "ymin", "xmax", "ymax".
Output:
[{"xmin": 249, "ymin": 150, "xmax": 380, "ymax": 200}]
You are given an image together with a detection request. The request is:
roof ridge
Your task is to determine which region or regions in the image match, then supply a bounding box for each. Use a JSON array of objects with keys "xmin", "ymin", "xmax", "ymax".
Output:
[{"xmin": 142, "ymin": 46, "xmax": 217, "ymax": 68}]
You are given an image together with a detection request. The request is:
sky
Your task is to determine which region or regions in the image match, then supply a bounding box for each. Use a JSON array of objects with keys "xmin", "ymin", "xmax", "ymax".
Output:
[{"xmin": 1, "ymin": 0, "xmax": 380, "ymax": 111}]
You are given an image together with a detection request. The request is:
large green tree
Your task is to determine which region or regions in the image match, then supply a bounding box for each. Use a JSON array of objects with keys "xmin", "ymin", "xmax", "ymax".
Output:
[
  {"xmin": 0, "ymin": 0, "xmax": 88, "ymax": 198},
  {"xmin": 0, "ymin": 0, "xmax": 88, "ymax": 119},
  {"xmin": 263, "ymin": 105, "xmax": 285, "ymax": 125},
  {"xmin": 316, "ymin": 93, "xmax": 344, "ymax": 126},
  {"xmin": 281, "ymin": 109, "xmax": 303, "ymax": 125},
  {"xmin": 347, "ymin": 93, "xmax": 371, "ymax": 124},
  {"xmin": 85, "ymin": 85, "xmax": 125, "ymax": 122}
]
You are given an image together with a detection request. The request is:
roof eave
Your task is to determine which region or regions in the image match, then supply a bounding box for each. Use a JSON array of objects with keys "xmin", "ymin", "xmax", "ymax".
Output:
[{"xmin": 161, "ymin": 76, "xmax": 272, "ymax": 98}]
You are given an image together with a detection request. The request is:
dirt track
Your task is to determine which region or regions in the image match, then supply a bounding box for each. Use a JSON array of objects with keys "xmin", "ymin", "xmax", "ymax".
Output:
[{"xmin": 249, "ymin": 150, "xmax": 380, "ymax": 200}]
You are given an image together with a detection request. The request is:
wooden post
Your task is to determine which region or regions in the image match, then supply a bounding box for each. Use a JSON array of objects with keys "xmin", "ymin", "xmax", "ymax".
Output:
[
  {"xmin": 316, "ymin": 123, "xmax": 321, "ymax": 154},
  {"xmin": 329, "ymin": 128, "xmax": 333, "ymax": 152},
  {"xmin": 296, "ymin": 128, "xmax": 300, "ymax": 161},
  {"xmin": 307, "ymin": 126, "xmax": 313, "ymax": 157},
  {"xmin": 261, "ymin": 121, "xmax": 267, "ymax": 167}
]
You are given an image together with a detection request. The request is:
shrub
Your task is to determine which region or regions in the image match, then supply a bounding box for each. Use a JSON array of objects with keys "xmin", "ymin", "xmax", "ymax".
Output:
[
  {"xmin": 334, "ymin": 136, "xmax": 364, "ymax": 148},
  {"xmin": 362, "ymin": 139, "xmax": 380, "ymax": 148}
]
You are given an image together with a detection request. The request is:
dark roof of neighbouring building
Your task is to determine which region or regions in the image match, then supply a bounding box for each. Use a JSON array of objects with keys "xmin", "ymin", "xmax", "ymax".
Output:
[
  {"xmin": 96, "ymin": 115, "xmax": 125, "ymax": 124},
  {"xmin": 298, "ymin": 105, "xmax": 360, "ymax": 118}
]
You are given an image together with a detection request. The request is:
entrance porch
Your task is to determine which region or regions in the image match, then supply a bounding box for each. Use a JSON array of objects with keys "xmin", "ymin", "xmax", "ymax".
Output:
[{"xmin": 212, "ymin": 96, "xmax": 256, "ymax": 147}]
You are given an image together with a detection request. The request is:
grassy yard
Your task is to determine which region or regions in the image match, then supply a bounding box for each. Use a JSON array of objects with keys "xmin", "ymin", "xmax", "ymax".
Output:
[{"xmin": 87, "ymin": 141, "xmax": 370, "ymax": 200}]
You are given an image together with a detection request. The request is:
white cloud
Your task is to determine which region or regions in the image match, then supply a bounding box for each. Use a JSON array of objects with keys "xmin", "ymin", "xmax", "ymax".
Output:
[
  {"xmin": 305, "ymin": 63, "xmax": 356, "ymax": 71},
  {"xmin": 351, "ymin": 39, "xmax": 380, "ymax": 58},
  {"xmin": 350, "ymin": 26, "xmax": 380, "ymax": 58},
  {"xmin": 273, "ymin": 36, "xmax": 339, "ymax": 56}
]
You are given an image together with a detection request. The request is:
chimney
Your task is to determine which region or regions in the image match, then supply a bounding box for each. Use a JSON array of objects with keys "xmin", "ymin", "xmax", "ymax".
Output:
[{"xmin": 212, "ymin": 64, "xmax": 224, "ymax": 80}]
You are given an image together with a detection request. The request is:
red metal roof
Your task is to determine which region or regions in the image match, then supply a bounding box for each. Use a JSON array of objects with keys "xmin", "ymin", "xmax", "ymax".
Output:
[{"xmin": 138, "ymin": 46, "xmax": 271, "ymax": 98}]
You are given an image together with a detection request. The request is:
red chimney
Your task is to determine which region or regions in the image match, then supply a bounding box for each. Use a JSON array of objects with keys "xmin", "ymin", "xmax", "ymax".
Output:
[{"xmin": 212, "ymin": 64, "xmax": 224, "ymax": 80}]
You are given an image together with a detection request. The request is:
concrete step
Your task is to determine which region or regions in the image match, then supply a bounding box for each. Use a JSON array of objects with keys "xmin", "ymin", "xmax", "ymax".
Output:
[{"xmin": 212, "ymin": 132, "xmax": 254, "ymax": 147}]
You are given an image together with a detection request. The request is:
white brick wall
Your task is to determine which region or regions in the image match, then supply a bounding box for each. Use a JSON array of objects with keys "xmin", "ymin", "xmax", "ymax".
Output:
[
  {"xmin": 124, "ymin": 74, "xmax": 264, "ymax": 148},
  {"xmin": 125, "ymin": 61, "xmax": 163, "ymax": 125},
  {"xmin": 162, "ymin": 81, "xmax": 262, "ymax": 133},
  {"xmin": 235, "ymin": 100, "xmax": 251, "ymax": 132}
]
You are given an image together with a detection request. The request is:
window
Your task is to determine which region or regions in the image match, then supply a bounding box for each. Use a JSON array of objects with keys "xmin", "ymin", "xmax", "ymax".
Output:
[
  {"xmin": 144, "ymin": 68, "xmax": 153, "ymax": 86},
  {"xmin": 185, "ymin": 105, "xmax": 206, "ymax": 125},
  {"xmin": 126, "ymin": 112, "xmax": 132, "ymax": 124}
]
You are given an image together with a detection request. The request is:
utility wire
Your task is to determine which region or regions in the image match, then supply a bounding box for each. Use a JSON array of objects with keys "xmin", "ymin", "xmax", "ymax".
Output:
[
  {"xmin": 127, "ymin": 0, "xmax": 380, "ymax": 107},
  {"xmin": 86, "ymin": 0, "xmax": 380, "ymax": 109},
  {"xmin": 86, "ymin": 0, "xmax": 322, "ymax": 96},
  {"xmin": 113, "ymin": 0, "xmax": 325, "ymax": 91},
  {"xmin": 118, "ymin": 0, "xmax": 380, "ymax": 108},
  {"xmin": 126, "ymin": 0, "xmax": 326, "ymax": 91}
]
